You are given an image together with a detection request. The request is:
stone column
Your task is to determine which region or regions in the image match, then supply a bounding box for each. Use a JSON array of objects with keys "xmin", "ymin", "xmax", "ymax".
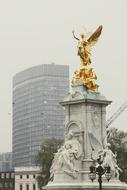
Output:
[{"xmin": 60, "ymin": 84, "xmax": 111, "ymax": 181}]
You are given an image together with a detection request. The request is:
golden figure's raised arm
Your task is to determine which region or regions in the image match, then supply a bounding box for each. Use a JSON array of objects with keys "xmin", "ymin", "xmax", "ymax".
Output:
[{"xmin": 72, "ymin": 30, "xmax": 79, "ymax": 41}]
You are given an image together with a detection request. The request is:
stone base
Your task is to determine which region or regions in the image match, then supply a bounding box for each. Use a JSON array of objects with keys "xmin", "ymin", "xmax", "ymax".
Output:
[{"xmin": 45, "ymin": 181, "xmax": 127, "ymax": 190}]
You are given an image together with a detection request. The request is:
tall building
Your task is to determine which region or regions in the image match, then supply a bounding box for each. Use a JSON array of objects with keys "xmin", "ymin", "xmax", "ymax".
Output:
[
  {"xmin": 13, "ymin": 64, "xmax": 69, "ymax": 167},
  {"xmin": 0, "ymin": 152, "xmax": 13, "ymax": 172}
]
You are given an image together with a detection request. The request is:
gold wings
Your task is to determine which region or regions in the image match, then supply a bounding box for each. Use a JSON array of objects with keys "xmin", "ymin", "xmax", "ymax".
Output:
[
  {"xmin": 86, "ymin": 25, "xmax": 103, "ymax": 52},
  {"xmin": 72, "ymin": 25, "xmax": 103, "ymax": 92}
]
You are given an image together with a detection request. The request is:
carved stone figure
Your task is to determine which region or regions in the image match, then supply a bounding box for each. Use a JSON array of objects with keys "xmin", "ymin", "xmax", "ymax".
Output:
[
  {"xmin": 103, "ymin": 128, "xmax": 110, "ymax": 149},
  {"xmin": 89, "ymin": 134, "xmax": 103, "ymax": 160},
  {"xmin": 115, "ymin": 164, "xmax": 123, "ymax": 180},
  {"xmin": 103, "ymin": 143, "xmax": 116, "ymax": 169},
  {"xmin": 100, "ymin": 143, "xmax": 122, "ymax": 179},
  {"xmin": 50, "ymin": 130, "xmax": 82, "ymax": 180},
  {"xmin": 89, "ymin": 109, "xmax": 103, "ymax": 160},
  {"xmin": 50, "ymin": 146, "xmax": 65, "ymax": 180},
  {"xmin": 92, "ymin": 111, "xmax": 100, "ymax": 128},
  {"xmin": 65, "ymin": 130, "xmax": 82, "ymax": 159}
]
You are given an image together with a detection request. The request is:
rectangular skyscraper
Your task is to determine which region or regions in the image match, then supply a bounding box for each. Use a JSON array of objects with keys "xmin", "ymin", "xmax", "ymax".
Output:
[
  {"xmin": 13, "ymin": 64, "xmax": 69, "ymax": 167},
  {"xmin": 0, "ymin": 152, "xmax": 13, "ymax": 171}
]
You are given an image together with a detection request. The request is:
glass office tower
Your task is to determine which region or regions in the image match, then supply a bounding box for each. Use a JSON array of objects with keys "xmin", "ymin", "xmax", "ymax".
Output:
[
  {"xmin": 13, "ymin": 64, "xmax": 69, "ymax": 166},
  {"xmin": 0, "ymin": 152, "xmax": 13, "ymax": 171}
]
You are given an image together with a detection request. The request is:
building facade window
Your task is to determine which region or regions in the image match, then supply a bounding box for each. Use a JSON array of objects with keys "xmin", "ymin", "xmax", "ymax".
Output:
[
  {"xmin": 26, "ymin": 184, "xmax": 29, "ymax": 190},
  {"xmin": 20, "ymin": 175, "xmax": 22, "ymax": 179},
  {"xmin": 20, "ymin": 184, "xmax": 22, "ymax": 190},
  {"xmin": 9, "ymin": 173, "xmax": 12, "ymax": 178},
  {"xmin": 33, "ymin": 174, "xmax": 36, "ymax": 178},
  {"xmin": 5, "ymin": 182, "xmax": 7, "ymax": 187},
  {"xmin": 33, "ymin": 184, "xmax": 36, "ymax": 190},
  {"xmin": 6, "ymin": 173, "xmax": 9, "ymax": 178}
]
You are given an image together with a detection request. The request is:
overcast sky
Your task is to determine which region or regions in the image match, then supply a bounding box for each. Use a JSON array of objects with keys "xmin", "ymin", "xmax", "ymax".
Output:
[{"xmin": 0, "ymin": 0, "xmax": 127, "ymax": 152}]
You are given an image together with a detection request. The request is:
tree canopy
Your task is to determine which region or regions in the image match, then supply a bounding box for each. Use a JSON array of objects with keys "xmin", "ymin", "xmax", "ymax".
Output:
[
  {"xmin": 107, "ymin": 127, "xmax": 127, "ymax": 182},
  {"xmin": 36, "ymin": 138, "xmax": 63, "ymax": 189}
]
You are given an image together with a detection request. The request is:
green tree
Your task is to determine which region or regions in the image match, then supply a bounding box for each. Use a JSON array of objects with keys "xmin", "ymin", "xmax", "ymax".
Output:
[
  {"xmin": 36, "ymin": 138, "xmax": 63, "ymax": 189},
  {"xmin": 108, "ymin": 128, "xmax": 127, "ymax": 182}
]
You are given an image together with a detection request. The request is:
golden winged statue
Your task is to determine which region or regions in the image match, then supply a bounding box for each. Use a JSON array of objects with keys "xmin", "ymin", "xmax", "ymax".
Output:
[
  {"xmin": 72, "ymin": 25, "xmax": 103, "ymax": 66},
  {"xmin": 72, "ymin": 25, "xmax": 103, "ymax": 92}
]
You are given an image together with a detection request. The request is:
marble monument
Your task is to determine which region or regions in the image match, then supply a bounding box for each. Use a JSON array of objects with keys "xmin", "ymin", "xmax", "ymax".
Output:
[{"xmin": 45, "ymin": 26, "xmax": 127, "ymax": 190}]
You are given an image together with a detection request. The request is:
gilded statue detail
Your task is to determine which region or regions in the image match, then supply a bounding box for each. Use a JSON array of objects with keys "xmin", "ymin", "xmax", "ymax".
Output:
[{"xmin": 72, "ymin": 25, "xmax": 103, "ymax": 92}]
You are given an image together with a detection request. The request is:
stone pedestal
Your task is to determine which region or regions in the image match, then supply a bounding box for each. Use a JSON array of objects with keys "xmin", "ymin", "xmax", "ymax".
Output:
[
  {"xmin": 45, "ymin": 82, "xmax": 127, "ymax": 190},
  {"xmin": 59, "ymin": 83, "xmax": 111, "ymax": 182},
  {"xmin": 46, "ymin": 181, "xmax": 127, "ymax": 190}
]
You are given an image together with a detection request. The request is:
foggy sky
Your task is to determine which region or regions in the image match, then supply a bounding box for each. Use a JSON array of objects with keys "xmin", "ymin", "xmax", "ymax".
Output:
[{"xmin": 0, "ymin": 0, "xmax": 127, "ymax": 152}]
